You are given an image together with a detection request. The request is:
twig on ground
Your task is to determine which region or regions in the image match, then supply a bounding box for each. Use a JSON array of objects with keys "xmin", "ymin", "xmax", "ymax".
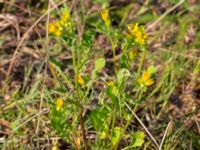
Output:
[
  {"xmin": 146, "ymin": 0, "xmax": 185, "ymax": 31},
  {"xmin": 159, "ymin": 121, "xmax": 172, "ymax": 150},
  {"xmin": 124, "ymin": 102, "xmax": 160, "ymax": 149}
]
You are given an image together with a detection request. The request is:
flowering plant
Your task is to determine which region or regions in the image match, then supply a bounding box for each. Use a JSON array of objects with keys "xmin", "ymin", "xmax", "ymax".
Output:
[{"xmin": 48, "ymin": 6, "xmax": 156, "ymax": 150}]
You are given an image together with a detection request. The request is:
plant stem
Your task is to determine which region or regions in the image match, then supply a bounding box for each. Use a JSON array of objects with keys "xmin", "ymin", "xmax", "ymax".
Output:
[
  {"xmin": 71, "ymin": 46, "xmax": 88, "ymax": 149},
  {"xmin": 109, "ymin": 36, "xmax": 117, "ymax": 74},
  {"xmin": 110, "ymin": 105, "xmax": 117, "ymax": 148},
  {"xmin": 71, "ymin": 47, "xmax": 78, "ymax": 89},
  {"xmin": 80, "ymin": 108, "xmax": 88, "ymax": 150},
  {"xmin": 137, "ymin": 50, "xmax": 146, "ymax": 77},
  {"xmin": 114, "ymin": 49, "xmax": 147, "ymax": 149},
  {"xmin": 114, "ymin": 89, "xmax": 144, "ymax": 150}
]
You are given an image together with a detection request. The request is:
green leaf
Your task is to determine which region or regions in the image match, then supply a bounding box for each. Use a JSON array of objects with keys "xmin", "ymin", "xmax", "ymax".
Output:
[
  {"xmin": 90, "ymin": 107, "xmax": 109, "ymax": 131},
  {"xmin": 111, "ymin": 127, "xmax": 122, "ymax": 147},
  {"xmin": 106, "ymin": 85, "xmax": 119, "ymax": 104},
  {"xmin": 130, "ymin": 131, "xmax": 145, "ymax": 147},
  {"xmin": 94, "ymin": 58, "xmax": 106, "ymax": 71},
  {"xmin": 147, "ymin": 65, "xmax": 157, "ymax": 74},
  {"xmin": 49, "ymin": 57, "xmax": 63, "ymax": 68},
  {"xmin": 82, "ymin": 31, "xmax": 95, "ymax": 47},
  {"xmin": 120, "ymin": 54, "xmax": 129, "ymax": 69},
  {"xmin": 117, "ymin": 68, "xmax": 130, "ymax": 87}
]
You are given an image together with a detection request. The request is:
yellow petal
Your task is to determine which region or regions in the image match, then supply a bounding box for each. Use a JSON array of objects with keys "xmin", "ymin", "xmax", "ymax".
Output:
[
  {"xmin": 54, "ymin": 30, "xmax": 62, "ymax": 37},
  {"xmin": 61, "ymin": 14, "xmax": 69, "ymax": 23},
  {"xmin": 74, "ymin": 136, "xmax": 81, "ymax": 150},
  {"xmin": 78, "ymin": 75, "xmax": 85, "ymax": 86},
  {"xmin": 142, "ymin": 71, "xmax": 151, "ymax": 81},
  {"xmin": 133, "ymin": 23, "xmax": 139, "ymax": 32},
  {"xmin": 48, "ymin": 23, "xmax": 55, "ymax": 33},
  {"xmin": 100, "ymin": 9, "xmax": 111, "ymax": 26},
  {"xmin": 56, "ymin": 98, "xmax": 63, "ymax": 111},
  {"xmin": 145, "ymin": 78, "xmax": 154, "ymax": 86},
  {"xmin": 127, "ymin": 23, "xmax": 139, "ymax": 35}
]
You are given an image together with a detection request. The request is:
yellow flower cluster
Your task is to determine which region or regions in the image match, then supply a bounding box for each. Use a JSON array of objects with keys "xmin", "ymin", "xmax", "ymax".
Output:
[
  {"xmin": 138, "ymin": 70, "xmax": 154, "ymax": 87},
  {"xmin": 100, "ymin": 9, "xmax": 111, "ymax": 26},
  {"xmin": 48, "ymin": 20, "xmax": 62, "ymax": 37},
  {"xmin": 48, "ymin": 8, "xmax": 71, "ymax": 37},
  {"xmin": 127, "ymin": 23, "xmax": 148, "ymax": 45},
  {"xmin": 78, "ymin": 75, "xmax": 85, "ymax": 86},
  {"xmin": 56, "ymin": 98, "xmax": 64, "ymax": 111}
]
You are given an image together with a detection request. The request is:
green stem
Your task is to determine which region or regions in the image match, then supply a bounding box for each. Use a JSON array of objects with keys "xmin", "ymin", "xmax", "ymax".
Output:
[
  {"xmin": 108, "ymin": 36, "xmax": 117, "ymax": 75},
  {"xmin": 71, "ymin": 45, "xmax": 88, "ymax": 149},
  {"xmin": 71, "ymin": 47, "xmax": 78, "ymax": 89},
  {"xmin": 114, "ymin": 49, "xmax": 147, "ymax": 149},
  {"xmin": 137, "ymin": 50, "xmax": 146, "ymax": 77},
  {"xmin": 110, "ymin": 106, "xmax": 117, "ymax": 147},
  {"xmin": 114, "ymin": 89, "xmax": 144, "ymax": 150}
]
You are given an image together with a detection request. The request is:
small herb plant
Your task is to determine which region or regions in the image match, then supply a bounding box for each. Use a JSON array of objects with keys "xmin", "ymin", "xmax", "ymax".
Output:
[{"xmin": 48, "ymin": 5, "xmax": 157, "ymax": 150}]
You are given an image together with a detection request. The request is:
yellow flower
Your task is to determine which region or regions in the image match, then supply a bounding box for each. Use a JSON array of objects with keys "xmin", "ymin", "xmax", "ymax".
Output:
[
  {"xmin": 60, "ymin": 13, "xmax": 70, "ymax": 26},
  {"xmin": 48, "ymin": 20, "xmax": 62, "ymax": 37},
  {"xmin": 127, "ymin": 23, "xmax": 147, "ymax": 45},
  {"xmin": 56, "ymin": 98, "xmax": 64, "ymax": 111},
  {"xmin": 78, "ymin": 75, "xmax": 85, "ymax": 86},
  {"xmin": 138, "ymin": 70, "xmax": 154, "ymax": 87},
  {"xmin": 48, "ymin": 23, "xmax": 56, "ymax": 33},
  {"xmin": 54, "ymin": 30, "xmax": 62, "ymax": 37},
  {"xmin": 61, "ymin": 14, "xmax": 69, "ymax": 23},
  {"xmin": 135, "ymin": 31, "xmax": 143, "ymax": 43},
  {"xmin": 48, "ymin": 7, "xmax": 73, "ymax": 37},
  {"xmin": 145, "ymin": 78, "xmax": 154, "ymax": 86},
  {"xmin": 54, "ymin": 20, "xmax": 60, "ymax": 27},
  {"xmin": 127, "ymin": 23, "xmax": 139, "ymax": 35},
  {"xmin": 100, "ymin": 9, "xmax": 111, "ymax": 26},
  {"xmin": 61, "ymin": 7, "xmax": 70, "ymax": 22}
]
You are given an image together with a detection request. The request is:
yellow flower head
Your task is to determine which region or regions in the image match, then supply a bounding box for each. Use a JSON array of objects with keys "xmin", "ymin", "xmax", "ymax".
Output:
[
  {"xmin": 138, "ymin": 70, "xmax": 154, "ymax": 87},
  {"xmin": 127, "ymin": 23, "xmax": 148, "ymax": 45},
  {"xmin": 61, "ymin": 13, "xmax": 69, "ymax": 23},
  {"xmin": 78, "ymin": 75, "xmax": 85, "ymax": 86},
  {"xmin": 48, "ymin": 7, "xmax": 72, "ymax": 37},
  {"xmin": 100, "ymin": 9, "xmax": 111, "ymax": 26},
  {"xmin": 48, "ymin": 20, "xmax": 62, "ymax": 37},
  {"xmin": 127, "ymin": 23, "xmax": 139, "ymax": 35},
  {"xmin": 54, "ymin": 30, "xmax": 62, "ymax": 37},
  {"xmin": 60, "ymin": 12, "xmax": 70, "ymax": 26},
  {"xmin": 56, "ymin": 98, "xmax": 64, "ymax": 111},
  {"xmin": 61, "ymin": 7, "xmax": 70, "ymax": 22},
  {"xmin": 48, "ymin": 23, "xmax": 56, "ymax": 33}
]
